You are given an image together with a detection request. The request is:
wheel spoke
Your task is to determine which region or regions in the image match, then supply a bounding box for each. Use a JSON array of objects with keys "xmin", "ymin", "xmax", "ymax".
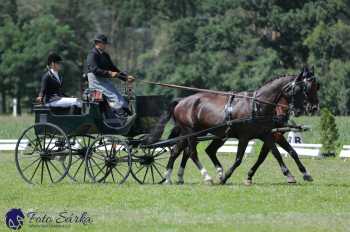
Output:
[
  {"xmin": 24, "ymin": 134, "xmax": 37, "ymax": 149},
  {"xmin": 154, "ymin": 156, "xmax": 169, "ymax": 161},
  {"xmin": 154, "ymin": 161, "xmax": 167, "ymax": 169},
  {"xmin": 29, "ymin": 160, "xmax": 42, "ymax": 181},
  {"xmin": 90, "ymin": 158, "xmax": 105, "ymax": 174},
  {"xmin": 40, "ymin": 160, "xmax": 44, "ymax": 184},
  {"xmin": 142, "ymin": 166, "xmax": 149, "ymax": 183},
  {"xmin": 48, "ymin": 160, "xmax": 63, "ymax": 176},
  {"xmin": 103, "ymin": 139, "xmax": 109, "ymax": 157},
  {"xmin": 45, "ymin": 134, "xmax": 54, "ymax": 151},
  {"xmin": 152, "ymin": 164, "xmax": 165, "ymax": 180},
  {"xmin": 72, "ymin": 159, "xmax": 84, "ymax": 178},
  {"xmin": 150, "ymin": 165, "xmax": 155, "ymax": 184},
  {"xmin": 34, "ymin": 130, "xmax": 44, "ymax": 151},
  {"xmin": 88, "ymin": 159, "xmax": 95, "ymax": 177},
  {"xmin": 114, "ymin": 166, "xmax": 126, "ymax": 179},
  {"xmin": 109, "ymin": 141, "xmax": 114, "ymax": 157},
  {"xmin": 94, "ymin": 164, "xmax": 106, "ymax": 178},
  {"xmin": 83, "ymin": 166, "xmax": 87, "ymax": 182},
  {"xmin": 71, "ymin": 157, "xmax": 82, "ymax": 166},
  {"xmin": 110, "ymin": 169, "xmax": 116, "ymax": 182},
  {"xmin": 44, "ymin": 161, "xmax": 54, "ymax": 183},
  {"xmin": 134, "ymin": 165, "xmax": 145, "ymax": 175},
  {"xmin": 22, "ymin": 157, "xmax": 41, "ymax": 172}
]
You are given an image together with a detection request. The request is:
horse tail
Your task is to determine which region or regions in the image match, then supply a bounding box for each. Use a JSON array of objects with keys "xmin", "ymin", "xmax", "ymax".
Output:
[
  {"xmin": 146, "ymin": 100, "xmax": 179, "ymax": 144},
  {"xmin": 167, "ymin": 126, "xmax": 181, "ymax": 140}
]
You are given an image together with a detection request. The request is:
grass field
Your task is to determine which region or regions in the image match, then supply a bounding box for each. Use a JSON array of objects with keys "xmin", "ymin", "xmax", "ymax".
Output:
[
  {"xmin": 0, "ymin": 115, "xmax": 350, "ymax": 231},
  {"xmin": 1, "ymin": 151, "xmax": 350, "ymax": 232}
]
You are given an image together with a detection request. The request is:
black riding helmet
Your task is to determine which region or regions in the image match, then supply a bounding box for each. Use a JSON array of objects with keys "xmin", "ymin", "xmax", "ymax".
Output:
[
  {"xmin": 93, "ymin": 34, "xmax": 109, "ymax": 44},
  {"xmin": 47, "ymin": 53, "xmax": 62, "ymax": 66}
]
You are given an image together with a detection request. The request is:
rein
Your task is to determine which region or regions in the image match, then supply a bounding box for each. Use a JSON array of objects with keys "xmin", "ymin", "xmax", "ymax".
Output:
[{"xmin": 139, "ymin": 79, "xmax": 289, "ymax": 109}]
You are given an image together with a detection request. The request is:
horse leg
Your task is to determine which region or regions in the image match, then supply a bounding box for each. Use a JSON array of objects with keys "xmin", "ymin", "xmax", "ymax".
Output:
[
  {"xmin": 264, "ymin": 134, "xmax": 296, "ymax": 184},
  {"xmin": 245, "ymin": 142, "xmax": 270, "ymax": 186},
  {"xmin": 177, "ymin": 147, "xmax": 190, "ymax": 184},
  {"xmin": 205, "ymin": 139, "xmax": 226, "ymax": 181},
  {"xmin": 220, "ymin": 139, "xmax": 249, "ymax": 185},
  {"xmin": 164, "ymin": 140, "xmax": 186, "ymax": 184},
  {"xmin": 188, "ymin": 138, "xmax": 213, "ymax": 184},
  {"xmin": 278, "ymin": 137, "xmax": 313, "ymax": 182}
]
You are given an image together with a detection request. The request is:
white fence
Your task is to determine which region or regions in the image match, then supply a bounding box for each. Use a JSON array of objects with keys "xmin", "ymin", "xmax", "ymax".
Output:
[
  {"xmin": 217, "ymin": 140, "xmax": 255, "ymax": 155},
  {"xmin": 0, "ymin": 140, "xmax": 28, "ymax": 151},
  {"xmin": 339, "ymin": 145, "xmax": 350, "ymax": 158},
  {"xmin": 277, "ymin": 143, "xmax": 322, "ymax": 158}
]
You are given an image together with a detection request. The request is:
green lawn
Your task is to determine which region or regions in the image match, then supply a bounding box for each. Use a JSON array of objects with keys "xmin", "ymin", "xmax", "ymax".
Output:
[
  {"xmin": 0, "ymin": 114, "xmax": 34, "ymax": 139},
  {"xmin": 0, "ymin": 115, "xmax": 350, "ymax": 231},
  {"xmin": 1, "ymin": 150, "xmax": 350, "ymax": 232}
]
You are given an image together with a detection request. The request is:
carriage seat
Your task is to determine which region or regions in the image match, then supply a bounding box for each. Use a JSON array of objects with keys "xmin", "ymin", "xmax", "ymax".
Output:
[{"xmin": 33, "ymin": 103, "xmax": 81, "ymax": 115}]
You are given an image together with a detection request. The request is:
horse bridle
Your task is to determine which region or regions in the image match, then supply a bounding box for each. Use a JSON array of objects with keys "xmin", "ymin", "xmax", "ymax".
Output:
[{"xmin": 277, "ymin": 75, "xmax": 313, "ymax": 115}]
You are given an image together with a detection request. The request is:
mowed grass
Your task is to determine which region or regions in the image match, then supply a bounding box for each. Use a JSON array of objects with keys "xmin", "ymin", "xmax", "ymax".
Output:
[
  {"xmin": 0, "ymin": 114, "xmax": 34, "ymax": 139},
  {"xmin": 1, "ymin": 150, "xmax": 350, "ymax": 232},
  {"xmin": 0, "ymin": 115, "xmax": 350, "ymax": 231}
]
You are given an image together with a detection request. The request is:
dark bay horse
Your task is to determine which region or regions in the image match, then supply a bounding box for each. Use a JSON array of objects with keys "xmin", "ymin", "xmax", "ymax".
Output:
[
  {"xmin": 174, "ymin": 68, "xmax": 320, "ymax": 185},
  {"xmin": 148, "ymin": 68, "xmax": 319, "ymax": 184}
]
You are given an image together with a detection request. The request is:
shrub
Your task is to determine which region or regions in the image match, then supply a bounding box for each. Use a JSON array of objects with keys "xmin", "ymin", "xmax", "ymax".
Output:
[{"xmin": 319, "ymin": 108, "xmax": 339, "ymax": 156}]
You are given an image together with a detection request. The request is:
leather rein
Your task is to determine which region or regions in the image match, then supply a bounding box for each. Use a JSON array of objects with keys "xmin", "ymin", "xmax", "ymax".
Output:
[{"xmin": 139, "ymin": 79, "xmax": 290, "ymax": 109}]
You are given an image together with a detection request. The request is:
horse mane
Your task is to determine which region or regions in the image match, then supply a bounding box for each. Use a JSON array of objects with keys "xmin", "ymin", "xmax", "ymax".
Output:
[{"xmin": 260, "ymin": 74, "xmax": 296, "ymax": 87}]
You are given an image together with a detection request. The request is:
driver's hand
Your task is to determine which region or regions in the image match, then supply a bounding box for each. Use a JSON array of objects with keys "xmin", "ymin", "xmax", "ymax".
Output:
[
  {"xmin": 127, "ymin": 75, "xmax": 135, "ymax": 82},
  {"xmin": 36, "ymin": 96, "xmax": 43, "ymax": 103},
  {"xmin": 109, "ymin": 71, "xmax": 118, "ymax": 78}
]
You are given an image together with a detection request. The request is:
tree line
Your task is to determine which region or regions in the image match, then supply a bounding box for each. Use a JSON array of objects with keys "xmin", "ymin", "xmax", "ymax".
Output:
[{"xmin": 0, "ymin": 0, "xmax": 349, "ymax": 115}]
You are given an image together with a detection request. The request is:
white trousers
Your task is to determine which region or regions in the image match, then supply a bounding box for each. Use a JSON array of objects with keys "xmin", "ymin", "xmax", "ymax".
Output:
[{"xmin": 46, "ymin": 98, "xmax": 82, "ymax": 108}]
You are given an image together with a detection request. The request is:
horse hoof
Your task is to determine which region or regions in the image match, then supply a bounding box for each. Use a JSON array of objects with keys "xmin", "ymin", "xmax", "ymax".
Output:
[
  {"xmin": 204, "ymin": 178, "xmax": 214, "ymax": 185},
  {"xmin": 303, "ymin": 174, "xmax": 313, "ymax": 182},
  {"xmin": 219, "ymin": 178, "xmax": 226, "ymax": 185},
  {"xmin": 177, "ymin": 180, "xmax": 184, "ymax": 185},
  {"xmin": 164, "ymin": 179, "xmax": 172, "ymax": 185},
  {"xmin": 287, "ymin": 176, "xmax": 297, "ymax": 184},
  {"xmin": 244, "ymin": 179, "xmax": 253, "ymax": 186}
]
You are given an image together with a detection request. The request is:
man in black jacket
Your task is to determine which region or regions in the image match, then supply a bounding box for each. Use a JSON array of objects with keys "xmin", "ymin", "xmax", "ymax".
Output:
[
  {"xmin": 37, "ymin": 53, "xmax": 81, "ymax": 108},
  {"xmin": 86, "ymin": 34, "xmax": 134, "ymax": 117}
]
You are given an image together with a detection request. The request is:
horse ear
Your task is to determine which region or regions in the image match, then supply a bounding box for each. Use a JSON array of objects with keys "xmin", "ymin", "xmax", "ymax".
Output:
[
  {"xmin": 311, "ymin": 66, "xmax": 315, "ymax": 74},
  {"xmin": 297, "ymin": 68, "xmax": 305, "ymax": 81}
]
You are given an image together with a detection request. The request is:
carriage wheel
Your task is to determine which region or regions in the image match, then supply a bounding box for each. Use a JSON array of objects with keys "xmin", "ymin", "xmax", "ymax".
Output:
[
  {"xmin": 86, "ymin": 135, "xmax": 131, "ymax": 184},
  {"xmin": 131, "ymin": 146, "xmax": 170, "ymax": 184},
  {"xmin": 15, "ymin": 123, "xmax": 72, "ymax": 184},
  {"xmin": 67, "ymin": 135, "xmax": 95, "ymax": 183}
]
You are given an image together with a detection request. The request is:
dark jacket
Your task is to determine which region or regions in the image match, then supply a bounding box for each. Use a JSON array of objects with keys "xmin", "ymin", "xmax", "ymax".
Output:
[
  {"xmin": 38, "ymin": 70, "xmax": 65, "ymax": 103},
  {"xmin": 86, "ymin": 47, "xmax": 121, "ymax": 78}
]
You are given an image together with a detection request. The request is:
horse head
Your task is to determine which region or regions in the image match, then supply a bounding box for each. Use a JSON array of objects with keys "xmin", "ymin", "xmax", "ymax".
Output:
[{"xmin": 300, "ymin": 66, "xmax": 320, "ymax": 114}]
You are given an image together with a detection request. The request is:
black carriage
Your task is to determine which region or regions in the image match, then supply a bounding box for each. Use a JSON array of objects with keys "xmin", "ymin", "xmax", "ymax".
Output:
[{"xmin": 15, "ymin": 84, "xmax": 171, "ymax": 185}]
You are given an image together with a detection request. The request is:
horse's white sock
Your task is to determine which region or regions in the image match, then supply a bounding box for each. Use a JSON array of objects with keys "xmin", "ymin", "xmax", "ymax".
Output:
[
  {"xmin": 164, "ymin": 169, "xmax": 173, "ymax": 184},
  {"xmin": 216, "ymin": 167, "xmax": 223, "ymax": 179},
  {"xmin": 200, "ymin": 168, "xmax": 212, "ymax": 181}
]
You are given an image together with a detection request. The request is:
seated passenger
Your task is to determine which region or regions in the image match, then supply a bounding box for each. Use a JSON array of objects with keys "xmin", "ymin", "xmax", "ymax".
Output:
[{"xmin": 36, "ymin": 53, "xmax": 81, "ymax": 109}]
